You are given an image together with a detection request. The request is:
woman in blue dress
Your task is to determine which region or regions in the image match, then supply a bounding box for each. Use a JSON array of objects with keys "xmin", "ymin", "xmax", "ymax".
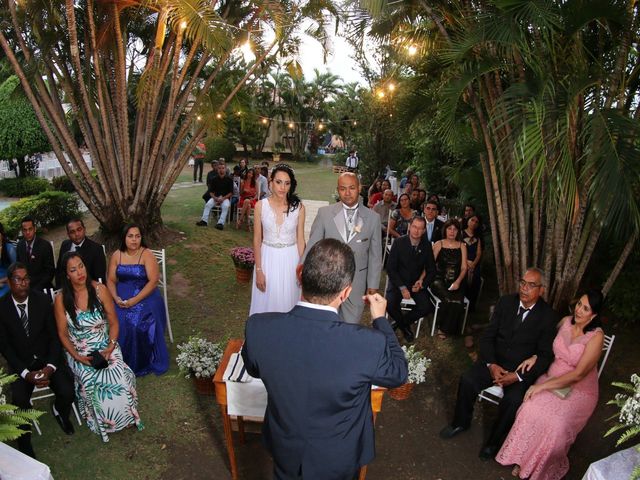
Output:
[
  {"xmin": 0, "ymin": 223, "xmax": 17, "ymax": 297},
  {"xmin": 106, "ymin": 224, "xmax": 169, "ymax": 376}
]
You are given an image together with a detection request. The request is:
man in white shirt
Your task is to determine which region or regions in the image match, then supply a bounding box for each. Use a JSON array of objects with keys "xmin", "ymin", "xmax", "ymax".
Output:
[{"xmin": 345, "ymin": 150, "xmax": 359, "ymax": 171}]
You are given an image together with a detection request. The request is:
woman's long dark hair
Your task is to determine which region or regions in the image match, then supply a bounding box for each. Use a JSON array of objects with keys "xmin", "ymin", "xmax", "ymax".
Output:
[
  {"xmin": 119, "ymin": 223, "xmax": 148, "ymax": 252},
  {"xmin": 245, "ymin": 168, "xmax": 256, "ymax": 188},
  {"xmin": 60, "ymin": 252, "xmax": 104, "ymax": 327},
  {"xmin": 271, "ymin": 164, "xmax": 300, "ymax": 213},
  {"xmin": 571, "ymin": 288, "xmax": 604, "ymax": 333},
  {"xmin": 0, "ymin": 222, "xmax": 11, "ymax": 267}
]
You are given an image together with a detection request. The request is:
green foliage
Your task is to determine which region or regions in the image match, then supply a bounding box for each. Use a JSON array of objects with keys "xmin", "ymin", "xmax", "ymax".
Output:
[
  {"xmin": 0, "ymin": 176, "xmax": 49, "ymax": 197},
  {"xmin": 0, "ymin": 190, "xmax": 80, "ymax": 237},
  {"xmin": 204, "ymin": 137, "xmax": 236, "ymax": 164},
  {"xmin": 51, "ymin": 175, "xmax": 76, "ymax": 193},
  {"xmin": 0, "ymin": 76, "xmax": 50, "ymax": 162},
  {"xmin": 0, "ymin": 369, "xmax": 44, "ymax": 442}
]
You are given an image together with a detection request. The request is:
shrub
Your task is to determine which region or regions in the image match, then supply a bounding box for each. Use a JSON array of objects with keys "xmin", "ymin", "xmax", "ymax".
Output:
[
  {"xmin": 0, "ymin": 176, "xmax": 49, "ymax": 197},
  {"xmin": 204, "ymin": 137, "xmax": 236, "ymax": 164},
  {"xmin": 0, "ymin": 190, "xmax": 80, "ymax": 237},
  {"xmin": 51, "ymin": 175, "xmax": 75, "ymax": 193}
]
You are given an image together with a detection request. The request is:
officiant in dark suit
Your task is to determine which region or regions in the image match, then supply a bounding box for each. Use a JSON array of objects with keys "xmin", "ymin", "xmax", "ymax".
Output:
[
  {"xmin": 0, "ymin": 263, "xmax": 75, "ymax": 458},
  {"xmin": 242, "ymin": 239, "xmax": 407, "ymax": 480},
  {"xmin": 56, "ymin": 218, "xmax": 106, "ymax": 287},
  {"xmin": 439, "ymin": 267, "xmax": 558, "ymax": 460},
  {"xmin": 16, "ymin": 216, "xmax": 55, "ymax": 291},
  {"xmin": 385, "ymin": 216, "xmax": 437, "ymax": 342}
]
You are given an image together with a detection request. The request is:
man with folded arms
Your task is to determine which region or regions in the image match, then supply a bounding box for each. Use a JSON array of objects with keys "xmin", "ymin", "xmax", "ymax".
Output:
[
  {"xmin": 439, "ymin": 267, "xmax": 558, "ymax": 460},
  {"xmin": 242, "ymin": 239, "xmax": 407, "ymax": 480},
  {"xmin": 0, "ymin": 263, "xmax": 75, "ymax": 458}
]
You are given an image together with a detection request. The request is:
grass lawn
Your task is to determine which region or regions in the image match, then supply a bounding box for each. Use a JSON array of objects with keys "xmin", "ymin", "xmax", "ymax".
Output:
[{"xmin": 13, "ymin": 160, "xmax": 637, "ymax": 479}]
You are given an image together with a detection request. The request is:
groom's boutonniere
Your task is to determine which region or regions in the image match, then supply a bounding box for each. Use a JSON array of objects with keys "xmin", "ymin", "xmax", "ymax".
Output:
[{"xmin": 353, "ymin": 219, "xmax": 364, "ymax": 234}]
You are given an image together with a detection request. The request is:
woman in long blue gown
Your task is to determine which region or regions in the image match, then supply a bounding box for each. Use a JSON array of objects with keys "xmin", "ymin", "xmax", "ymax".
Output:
[{"xmin": 106, "ymin": 224, "xmax": 169, "ymax": 376}]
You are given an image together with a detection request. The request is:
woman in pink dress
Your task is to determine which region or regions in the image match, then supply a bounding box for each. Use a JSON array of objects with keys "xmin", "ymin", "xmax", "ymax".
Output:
[{"xmin": 496, "ymin": 289, "xmax": 605, "ymax": 480}]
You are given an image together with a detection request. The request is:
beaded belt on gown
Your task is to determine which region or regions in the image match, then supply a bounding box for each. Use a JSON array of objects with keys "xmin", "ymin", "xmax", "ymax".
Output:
[{"xmin": 263, "ymin": 240, "xmax": 296, "ymax": 248}]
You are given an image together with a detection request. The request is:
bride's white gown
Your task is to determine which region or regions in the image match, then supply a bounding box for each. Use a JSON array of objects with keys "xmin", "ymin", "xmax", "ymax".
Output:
[{"xmin": 249, "ymin": 198, "xmax": 302, "ymax": 315}]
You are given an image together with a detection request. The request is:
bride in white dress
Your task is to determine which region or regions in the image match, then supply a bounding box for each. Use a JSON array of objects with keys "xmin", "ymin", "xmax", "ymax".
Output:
[{"xmin": 249, "ymin": 164, "xmax": 306, "ymax": 315}]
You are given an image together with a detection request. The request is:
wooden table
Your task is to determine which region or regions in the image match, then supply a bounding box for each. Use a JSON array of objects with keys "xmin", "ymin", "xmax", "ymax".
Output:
[{"xmin": 213, "ymin": 339, "xmax": 387, "ymax": 480}]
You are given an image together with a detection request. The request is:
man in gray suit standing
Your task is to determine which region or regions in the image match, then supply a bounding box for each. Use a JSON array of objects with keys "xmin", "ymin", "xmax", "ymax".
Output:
[{"xmin": 305, "ymin": 173, "xmax": 382, "ymax": 323}]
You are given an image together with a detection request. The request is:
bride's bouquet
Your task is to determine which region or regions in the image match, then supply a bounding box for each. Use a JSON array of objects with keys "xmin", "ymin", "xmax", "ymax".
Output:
[{"xmin": 605, "ymin": 373, "xmax": 640, "ymax": 480}]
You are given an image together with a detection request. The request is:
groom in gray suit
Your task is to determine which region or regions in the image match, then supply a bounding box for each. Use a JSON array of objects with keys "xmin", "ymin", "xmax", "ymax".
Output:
[{"xmin": 305, "ymin": 173, "xmax": 382, "ymax": 323}]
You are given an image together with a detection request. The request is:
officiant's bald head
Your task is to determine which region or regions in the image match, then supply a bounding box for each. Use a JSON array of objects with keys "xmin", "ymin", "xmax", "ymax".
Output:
[{"xmin": 299, "ymin": 239, "xmax": 355, "ymax": 305}]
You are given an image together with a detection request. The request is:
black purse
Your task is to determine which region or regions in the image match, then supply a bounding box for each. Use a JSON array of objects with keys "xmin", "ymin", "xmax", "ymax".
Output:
[{"xmin": 89, "ymin": 350, "xmax": 108, "ymax": 369}]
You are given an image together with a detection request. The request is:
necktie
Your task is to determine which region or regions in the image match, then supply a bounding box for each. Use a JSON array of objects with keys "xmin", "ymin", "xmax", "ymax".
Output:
[
  {"xmin": 427, "ymin": 222, "xmax": 433, "ymax": 240},
  {"xmin": 27, "ymin": 243, "xmax": 32, "ymax": 259},
  {"xmin": 17, "ymin": 303, "xmax": 28, "ymax": 336},
  {"xmin": 516, "ymin": 306, "xmax": 530, "ymax": 323},
  {"xmin": 344, "ymin": 207, "xmax": 357, "ymax": 237}
]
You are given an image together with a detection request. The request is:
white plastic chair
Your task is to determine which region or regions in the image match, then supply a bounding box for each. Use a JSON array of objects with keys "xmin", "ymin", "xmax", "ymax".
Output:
[
  {"xmin": 382, "ymin": 210, "xmax": 393, "ymax": 265},
  {"xmin": 478, "ymin": 334, "xmax": 616, "ymax": 405},
  {"xmin": 426, "ymin": 287, "xmax": 470, "ymax": 337},
  {"xmin": 150, "ymin": 248, "xmax": 174, "ymax": 343},
  {"xmin": 30, "ymin": 386, "xmax": 82, "ymax": 435}
]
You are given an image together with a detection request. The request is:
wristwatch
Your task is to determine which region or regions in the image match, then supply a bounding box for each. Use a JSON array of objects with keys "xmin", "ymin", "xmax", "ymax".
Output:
[{"xmin": 109, "ymin": 339, "xmax": 117, "ymax": 346}]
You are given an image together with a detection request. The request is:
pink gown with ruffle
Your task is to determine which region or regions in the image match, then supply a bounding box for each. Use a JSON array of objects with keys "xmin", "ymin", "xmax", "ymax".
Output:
[{"xmin": 496, "ymin": 318, "xmax": 601, "ymax": 480}]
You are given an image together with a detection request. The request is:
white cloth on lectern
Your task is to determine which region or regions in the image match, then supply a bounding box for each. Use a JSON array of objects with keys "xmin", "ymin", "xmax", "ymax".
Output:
[
  {"xmin": 223, "ymin": 352, "xmax": 267, "ymax": 418},
  {"xmin": 0, "ymin": 442, "xmax": 54, "ymax": 480}
]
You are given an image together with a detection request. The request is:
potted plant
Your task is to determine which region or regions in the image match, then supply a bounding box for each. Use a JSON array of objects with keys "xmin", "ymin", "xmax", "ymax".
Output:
[
  {"xmin": 389, "ymin": 345, "xmax": 431, "ymax": 400},
  {"xmin": 176, "ymin": 337, "xmax": 224, "ymax": 395},
  {"xmin": 230, "ymin": 246, "xmax": 255, "ymax": 283},
  {"xmin": 605, "ymin": 373, "xmax": 640, "ymax": 480},
  {"xmin": 0, "ymin": 369, "xmax": 43, "ymax": 441},
  {"xmin": 272, "ymin": 142, "xmax": 285, "ymax": 163}
]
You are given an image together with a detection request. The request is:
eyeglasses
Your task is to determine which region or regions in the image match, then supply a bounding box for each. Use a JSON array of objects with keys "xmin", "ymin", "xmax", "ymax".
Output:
[
  {"xmin": 425, "ymin": 207, "xmax": 438, "ymax": 211},
  {"xmin": 519, "ymin": 279, "xmax": 541, "ymax": 290},
  {"xmin": 11, "ymin": 276, "xmax": 30, "ymax": 284}
]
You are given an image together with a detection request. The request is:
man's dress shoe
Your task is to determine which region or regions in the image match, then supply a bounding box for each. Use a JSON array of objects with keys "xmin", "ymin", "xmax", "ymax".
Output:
[
  {"xmin": 439, "ymin": 425, "xmax": 467, "ymax": 439},
  {"xmin": 479, "ymin": 445, "xmax": 498, "ymax": 461},
  {"xmin": 400, "ymin": 325, "xmax": 414, "ymax": 342},
  {"xmin": 51, "ymin": 405, "xmax": 75, "ymax": 435}
]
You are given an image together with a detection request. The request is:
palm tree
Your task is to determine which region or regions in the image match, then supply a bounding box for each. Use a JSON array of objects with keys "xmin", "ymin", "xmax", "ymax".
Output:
[
  {"xmin": 354, "ymin": 0, "xmax": 640, "ymax": 308},
  {"xmin": 0, "ymin": 0, "xmax": 337, "ymax": 239}
]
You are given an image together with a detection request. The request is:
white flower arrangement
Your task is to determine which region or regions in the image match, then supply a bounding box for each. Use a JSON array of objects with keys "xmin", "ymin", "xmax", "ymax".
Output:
[
  {"xmin": 605, "ymin": 373, "xmax": 640, "ymax": 480},
  {"xmin": 176, "ymin": 337, "xmax": 223, "ymax": 379},
  {"xmin": 402, "ymin": 345, "xmax": 431, "ymax": 385}
]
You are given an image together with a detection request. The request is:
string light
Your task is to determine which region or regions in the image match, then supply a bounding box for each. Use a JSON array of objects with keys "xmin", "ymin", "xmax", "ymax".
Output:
[
  {"xmin": 288, "ymin": 122, "xmax": 294, "ymax": 129},
  {"xmin": 196, "ymin": 115, "xmax": 202, "ymax": 121},
  {"xmin": 180, "ymin": 20, "xmax": 188, "ymax": 30},
  {"xmin": 407, "ymin": 45, "xmax": 417, "ymax": 56},
  {"xmin": 216, "ymin": 113, "xmax": 222, "ymax": 119},
  {"xmin": 261, "ymin": 118, "xmax": 268, "ymax": 124},
  {"xmin": 388, "ymin": 83, "xmax": 396, "ymax": 92},
  {"xmin": 377, "ymin": 90, "xmax": 385, "ymax": 99}
]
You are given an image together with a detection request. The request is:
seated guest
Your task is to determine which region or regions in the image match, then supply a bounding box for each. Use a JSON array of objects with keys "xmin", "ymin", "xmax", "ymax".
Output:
[
  {"xmin": 106, "ymin": 224, "xmax": 169, "ymax": 376},
  {"xmin": 196, "ymin": 163, "xmax": 233, "ymax": 229},
  {"xmin": 497, "ymin": 289, "xmax": 605, "ymax": 479},
  {"xmin": 0, "ymin": 222, "xmax": 17, "ymax": 297},
  {"xmin": 417, "ymin": 189, "xmax": 427, "ymax": 208},
  {"xmin": 0, "ymin": 263, "xmax": 75, "ymax": 457},
  {"xmin": 423, "ymin": 200, "xmax": 444, "ymax": 243},
  {"xmin": 242, "ymin": 239, "xmax": 407, "ymax": 479},
  {"xmin": 431, "ymin": 219, "xmax": 467, "ymax": 339},
  {"xmin": 399, "ymin": 168, "xmax": 413, "ymax": 190},
  {"xmin": 237, "ymin": 157, "xmax": 249, "ymax": 179},
  {"xmin": 367, "ymin": 178, "xmax": 383, "ymax": 204},
  {"xmin": 56, "ymin": 218, "xmax": 106, "ymax": 287},
  {"xmin": 230, "ymin": 165, "xmax": 242, "ymax": 218},
  {"xmin": 409, "ymin": 189, "xmax": 422, "ymax": 211},
  {"xmin": 373, "ymin": 189, "xmax": 396, "ymax": 239},
  {"xmin": 55, "ymin": 252, "xmax": 143, "ymax": 442},
  {"xmin": 463, "ymin": 203, "xmax": 476, "ymax": 220},
  {"xmin": 439, "ymin": 268, "xmax": 558, "ymax": 461},
  {"xmin": 258, "ymin": 165, "xmax": 270, "ymax": 199},
  {"xmin": 236, "ymin": 167, "xmax": 258, "ymax": 230},
  {"xmin": 385, "ymin": 217, "xmax": 436, "ymax": 342},
  {"xmin": 388, "ymin": 193, "xmax": 418, "ymax": 239},
  {"xmin": 463, "ymin": 214, "xmax": 483, "ymax": 312},
  {"xmin": 367, "ymin": 179, "xmax": 392, "ymax": 207},
  {"xmin": 17, "ymin": 216, "xmax": 55, "ymax": 291},
  {"xmin": 403, "ymin": 173, "xmax": 420, "ymax": 194}
]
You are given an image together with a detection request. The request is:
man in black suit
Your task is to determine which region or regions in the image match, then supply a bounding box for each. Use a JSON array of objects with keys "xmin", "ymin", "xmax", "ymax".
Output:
[
  {"xmin": 386, "ymin": 216, "xmax": 437, "ymax": 342},
  {"xmin": 0, "ymin": 263, "xmax": 75, "ymax": 457},
  {"xmin": 16, "ymin": 216, "xmax": 55, "ymax": 291},
  {"xmin": 423, "ymin": 201, "xmax": 444, "ymax": 243},
  {"xmin": 242, "ymin": 239, "xmax": 407, "ymax": 479},
  {"xmin": 56, "ymin": 218, "xmax": 106, "ymax": 287},
  {"xmin": 439, "ymin": 267, "xmax": 558, "ymax": 460}
]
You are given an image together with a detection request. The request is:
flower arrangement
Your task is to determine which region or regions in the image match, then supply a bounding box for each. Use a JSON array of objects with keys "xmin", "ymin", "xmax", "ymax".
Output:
[
  {"xmin": 176, "ymin": 337, "xmax": 224, "ymax": 379},
  {"xmin": 605, "ymin": 373, "xmax": 640, "ymax": 480},
  {"xmin": 403, "ymin": 345, "xmax": 431, "ymax": 384},
  {"xmin": 0, "ymin": 369, "xmax": 43, "ymax": 441},
  {"xmin": 230, "ymin": 246, "xmax": 255, "ymax": 270}
]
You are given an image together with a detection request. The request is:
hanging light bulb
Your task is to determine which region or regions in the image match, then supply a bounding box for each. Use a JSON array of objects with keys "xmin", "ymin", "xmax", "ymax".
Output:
[
  {"xmin": 353, "ymin": 121, "xmax": 357, "ymax": 126},
  {"xmin": 377, "ymin": 90, "xmax": 385, "ymax": 99},
  {"xmin": 288, "ymin": 122, "xmax": 294, "ymax": 129},
  {"xmin": 196, "ymin": 115, "xmax": 202, "ymax": 121},
  {"xmin": 261, "ymin": 118, "xmax": 268, "ymax": 125},
  {"xmin": 388, "ymin": 83, "xmax": 396, "ymax": 92},
  {"xmin": 407, "ymin": 45, "xmax": 418, "ymax": 56},
  {"xmin": 180, "ymin": 20, "xmax": 188, "ymax": 30},
  {"xmin": 216, "ymin": 113, "xmax": 222, "ymax": 119}
]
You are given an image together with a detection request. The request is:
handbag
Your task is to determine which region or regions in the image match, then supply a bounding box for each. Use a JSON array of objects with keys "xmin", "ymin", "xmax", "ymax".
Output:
[
  {"xmin": 89, "ymin": 350, "xmax": 109, "ymax": 370},
  {"xmin": 552, "ymin": 386, "xmax": 572, "ymax": 399}
]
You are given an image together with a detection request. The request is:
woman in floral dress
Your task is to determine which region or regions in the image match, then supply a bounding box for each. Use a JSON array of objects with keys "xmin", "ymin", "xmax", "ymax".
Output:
[{"xmin": 54, "ymin": 252, "xmax": 143, "ymax": 442}]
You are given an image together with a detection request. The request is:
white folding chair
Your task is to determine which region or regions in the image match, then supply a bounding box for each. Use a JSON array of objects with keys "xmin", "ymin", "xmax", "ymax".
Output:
[
  {"xmin": 382, "ymin": 210, "xmax": 393, "ymax": 265},
  {"xmin": 150, "ymin": 248, "xmax": 174, "ymax": 343},
  {"xmin": 43, "ymin": 288, "xmax": 61, "ymax": 303},
  {"xmin": 427, "ymin": 287, "xmax": 470, "ymax": 337},
  {"xmin": 209, "ymin": 204, "xmax": 233, "ymax": 225},
  {"xmin": 30, "ymin": 386, "xmax": 82, "ymax": 435},
  {"xmin": 478, "ymin": 334, "xmax": 616, "ymax": 405}
]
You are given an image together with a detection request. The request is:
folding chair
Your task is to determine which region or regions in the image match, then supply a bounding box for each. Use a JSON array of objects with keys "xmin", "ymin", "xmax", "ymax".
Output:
[
  {"xmin": 382, "ymin": 210, "xmax": 393, "ymax": 265},
  {"xmin": 427, "ymin": 287, "xmax": 470, "ymax": 337},
  {"xmin": 31, "ymin": 386, "xmax": 82, "ymax": 435},
  {"xmin": 478, "ymin": 334, "xmax": 616, "ymax": 405},
  {"xmin": 150, "ymin": 249, "xmax": 174, "ymax": 343}
]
